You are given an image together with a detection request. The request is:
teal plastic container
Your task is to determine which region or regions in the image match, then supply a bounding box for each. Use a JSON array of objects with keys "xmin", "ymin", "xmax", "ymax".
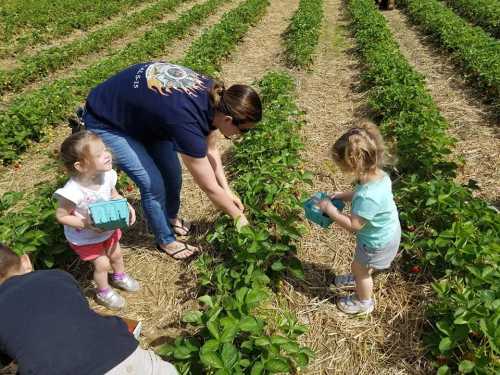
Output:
[
  {"xmin": 88, "ymin": 199, "xmax": 129, "ymax": 231},
  {"xmin": 303, "ymin": 192, "xmax": 345, "ymax": 228}
]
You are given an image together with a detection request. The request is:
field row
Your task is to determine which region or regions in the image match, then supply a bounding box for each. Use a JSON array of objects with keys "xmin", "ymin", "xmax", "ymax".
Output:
[{"xmin": 349, "ymin": 0, "xmax": 499, "ymax": 373}]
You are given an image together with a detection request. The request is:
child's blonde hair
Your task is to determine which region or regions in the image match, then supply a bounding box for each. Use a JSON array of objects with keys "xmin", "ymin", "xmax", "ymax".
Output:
[
  {"xmin": 332, "ymin": 120, "xmax": 388, "ymax": 177},
  {"xmin": 60, "ymin": 130, "xmax": 102, "ymax": 175}
]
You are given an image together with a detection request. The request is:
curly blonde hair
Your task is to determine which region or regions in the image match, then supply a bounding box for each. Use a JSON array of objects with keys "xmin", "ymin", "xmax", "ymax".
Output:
[{"xmin": 332, "ymin": 121, "xmax": 390, "ymax": 177}]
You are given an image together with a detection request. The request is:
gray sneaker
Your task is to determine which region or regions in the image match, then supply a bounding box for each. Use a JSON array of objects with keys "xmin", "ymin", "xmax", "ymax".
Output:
[
  {"xmin": 334, "ymin": 273, "xmax": 356, "ymax": 289},
  {"xmin": 337, "ymin": 295, "xmax": 374, "ymax": 315},
  {"xmin": 111, "ymin": 274, "xmax": 140, "ymax": 292},
  {"xmin": 96, "ymin": 289, "xmax": 126, "ymax": 310}
]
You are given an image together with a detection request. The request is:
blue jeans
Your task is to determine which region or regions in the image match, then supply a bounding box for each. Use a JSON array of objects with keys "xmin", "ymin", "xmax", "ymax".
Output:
[{"xmin": 83, "ymin": 111, "xmax": 179, "ymax": 245}]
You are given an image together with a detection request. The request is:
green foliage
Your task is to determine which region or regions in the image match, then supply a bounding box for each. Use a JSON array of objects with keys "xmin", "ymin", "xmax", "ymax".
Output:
[
  {"xmin": 0, "ymin": 0, "xmax": 227, "ymax": 164},
  {"xmin": 157, "ymin": 72, "xmax": 314, "ymax": 374},
  {"xmin": 443, "ymin": 0, "xmax": 500, "ymax": 38},
  {"xmin": 180, "ymin": 0, "xmax": 269, "ymax": 76},
  {"xmin": 0, "ymin": 0, "xmax": 146, "ymax": 57},
  {"xmin": 0, "ymin": 0, "xmax": 187, "ymax": 95},
  {"xmin": 398, "ymin": 0, "xmax": 500, "ymax": 103},
  {"xmin": 348, "ymin": 0, "xmax": 500, "ymax": 372},
  {"xmin": 283, "ymin": 0, "xmax": 324, "ymax": 68}
]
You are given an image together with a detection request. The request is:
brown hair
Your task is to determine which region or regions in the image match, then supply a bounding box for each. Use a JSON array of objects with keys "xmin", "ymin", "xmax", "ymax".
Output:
[
  {"xmin": 332, "ymin": 120, "xmax": 390, "ymax": 177},
  {"xmin": 209, "ymin": 80, "xmax": 262, "ymax": 125},
  {"xmin": 60, "ymin": 130, "xmax": 102, "ymax": 175},
  {"xmin": 0, "ymin": 243, "xmax": 21, "ymax": 282}
]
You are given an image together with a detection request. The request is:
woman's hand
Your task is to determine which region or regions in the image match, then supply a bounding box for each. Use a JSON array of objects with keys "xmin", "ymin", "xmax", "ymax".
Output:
[{"xmin": 227, "ymin": 189, "xmax": 244, "ymax": 211}]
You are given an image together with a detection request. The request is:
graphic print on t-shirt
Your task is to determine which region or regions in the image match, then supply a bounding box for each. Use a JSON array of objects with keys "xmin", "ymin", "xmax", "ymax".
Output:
[{"xmin": 145, "ymin": 62, "xmax": 206, "ymax": 97}]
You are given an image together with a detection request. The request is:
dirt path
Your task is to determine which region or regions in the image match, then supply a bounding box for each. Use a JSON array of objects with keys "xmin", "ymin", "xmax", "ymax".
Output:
[
  {"xmin": 383, "ymin": 8, "xmax": 499, "ymax": 203},
  {"xmin": 281, "ymin": 0, "xmax": 430, "ymax": 373}
]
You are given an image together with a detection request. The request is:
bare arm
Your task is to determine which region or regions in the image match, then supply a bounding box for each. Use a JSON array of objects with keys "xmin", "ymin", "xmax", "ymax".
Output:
[
  {"xmin": 181, "ymin": 153, "xmax": 244, "ymax": 220},
  {"xmin": 332, "ymin": 191, "xmax": 354, "ymax": 202},
  {"xmin": 206, "ymin": 131, "xmax": 230, "ymax": 191},
  {"xmin": 55, "ymin": 197, "xmax": 89, "ymax": 230},
  {"xmin": 318, "ymin": 199, "xmax": 365, "ymax": 232}
]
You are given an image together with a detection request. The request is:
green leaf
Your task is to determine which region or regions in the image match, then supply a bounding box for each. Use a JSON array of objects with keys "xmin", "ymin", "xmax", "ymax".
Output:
[
  {"xmin": 207, "ymin": 320, "xmax": 220, "ymax": 340},
  {"xmin": 271, "ymin": 260, "xmax": 285, "ymax": 271},
  {"xmin": 250, "ymin": 361, "xmax": 265, "ymax": 375},
  {"xmin": 200, "ymin": 339, "xmax": 220, "ymax": 354},
  {"xmin": 239, "ymin": 359, "xmax": 251, "ymax": 367},
  {"xmin": 221, "ymin": 343, "xmax": 239, "ymax": 369},
  {"xmin": 265, "ymin": 357, "xmax": 290, "ymax": 373},
  {"xmin": 286, "ymin": 257, "xmax": 304, "ymax": 279},
  {"xmin": 182, "ymin": 310, "xmax": 203, "ymax": 324},
  {"xmin": 282, "ymin": 342, "xmax": 300, "ymax": 353},
  {"xmin": 199, "ymin": 295, "xmax": 214, "ymax": 308},
  {"xmin": 220, "ymin": 320, "xmax": 239, "ymax": 343},
  {"xmin": 270, "ymin": 336, "xmax": 289, "ymax": 345},
  {"xmin": 437, "ymin": 365, "xmax": 450, "ymax": 375},
  {"xmin": 458, "ymin": 360, "xmax": 475, "ymax": 373},
  {"xmin": 173, "ymin": 345, "xmax": 193, "ymax": 360},
  {"xmin": 294, "ymin": 352, "xmax": 309, "ymax": 367},
  {"xmin": 200, "ymin": 351, "xmax": 224, "ymax": 369},
  {"xmin": 439, "ymin": 337, "xmax": 453, "ymax": 353},
  {"xmin": 246, "ymin": 288, "xmax": 269, "ymax": 306},
  {"xmin": 254, "ymin": 337, "xmax": 271, "ymax": 346},
  {"xmin": 240, "ymin": 316, "xmax": 259, "ymax": 333}
]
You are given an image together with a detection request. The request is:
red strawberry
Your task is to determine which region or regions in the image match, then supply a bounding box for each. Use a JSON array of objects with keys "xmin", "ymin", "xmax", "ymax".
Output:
[
  {"xmin": 410, "ymin": 265, "xmax": 422, "ymax": 274},
  {"xmin": 14, "ymin": 163, "xmax": 21, "ymax": 170},
  {"xmin": 126, "ymin": 184, "xmax": 134, "ymax": 192}
]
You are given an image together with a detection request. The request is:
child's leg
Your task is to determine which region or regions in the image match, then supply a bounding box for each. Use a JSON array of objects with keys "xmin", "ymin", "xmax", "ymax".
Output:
[
  {"xmin": 107, "ymin": 241, "xmax": 125, "ymax": 275},
  {"xmin": 91, "ymin": 256, "xmax": 111, "ymax": 291},
  {"xmin": 352, "ymin": 260, "xmax": 373, "ymax": 301}
]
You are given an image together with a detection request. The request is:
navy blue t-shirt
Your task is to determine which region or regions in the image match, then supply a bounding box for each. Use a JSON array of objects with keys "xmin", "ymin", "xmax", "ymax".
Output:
[
  {"xmin": 0, "ymin": 270, "xmax": 137, "ymax": 375},
  {"xmin": 86, "ymin": 62, "xmax": 215, "ymax": 158}
]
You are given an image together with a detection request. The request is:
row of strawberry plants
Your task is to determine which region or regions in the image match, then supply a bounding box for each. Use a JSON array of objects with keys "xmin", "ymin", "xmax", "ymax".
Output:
[
  {"xmin": 180, "ymin": 0, "xmax": 269, "ymax": 76},
  {"xmin": 0, "ymin": 0, "xmax": 230, "ymax": 164},
  {"xmin": 0, "ymin": 0, "xmax": 189, "ymax": 95},
  {"xmin": 282, "ymin": 0, "xmax": 324, "ymax": 68},
  {"xmin": 0, "ymin": 0, "xmax": 147, "ymax": 57},
  {"xmin": 348, "ymin": 0, "xmax": 499, "ymax": 373},
  {"xmin": 397, "ymin": 0, "xmax": 500, "ymax": 103},
  {"xmin": 159, "ymin": 71, "xmax": 314, "ymax": 375},
  {"xmin": 442, "ymin": 0, "xmax": 500, "ymax": 39}
]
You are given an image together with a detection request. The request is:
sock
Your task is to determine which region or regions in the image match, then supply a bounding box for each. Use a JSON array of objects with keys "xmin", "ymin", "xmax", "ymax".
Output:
[
  {"xmin": 112, "ymin": 272, "xmax": 126, "ymax": 281},
  {"xmin": 359, "ymin": 298, "xmax": 373, "ymax": 305},
  {"xmin": 98, "ymin": 287, "xmax": 111, "ymax": 295}
]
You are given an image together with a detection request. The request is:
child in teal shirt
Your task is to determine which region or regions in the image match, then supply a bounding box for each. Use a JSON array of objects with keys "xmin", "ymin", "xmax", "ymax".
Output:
[{"xmin": 318, "ymin": 121, "xmax": 401, "ymax": 315}]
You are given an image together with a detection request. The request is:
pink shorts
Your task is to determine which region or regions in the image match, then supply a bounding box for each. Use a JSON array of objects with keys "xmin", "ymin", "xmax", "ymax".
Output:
[{"xmin": 69, "ymin": 229, "xmax": 122, "ymax": 261}]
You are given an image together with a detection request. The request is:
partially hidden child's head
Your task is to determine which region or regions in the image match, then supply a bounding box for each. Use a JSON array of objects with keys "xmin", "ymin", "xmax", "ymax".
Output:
[
  {"xmin": 60, "ymin": 131, "xmax": 112, "ymax": 176},
  {"xmin": 0, "ymin": 244, "xmax": 32, "ymax": 284},
  {"xmin": 332, "ymin": 120, "xmax": 388, "ymax": 177}
]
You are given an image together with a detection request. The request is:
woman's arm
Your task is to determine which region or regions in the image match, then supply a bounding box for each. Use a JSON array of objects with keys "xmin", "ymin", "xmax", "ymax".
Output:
[
  {"xmin": 206, "ymin": 132, "xmax": 244, "ymax": 210},
  {"xmin": 181, "ymin": 153, "xmax": 245, "ymax": 220}
]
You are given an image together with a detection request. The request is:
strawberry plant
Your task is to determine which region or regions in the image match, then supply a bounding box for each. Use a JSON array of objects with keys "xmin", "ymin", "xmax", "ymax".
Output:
[
  {"xmin": 283, "ymin": 0, "xmax": 324, "ymax": 68},
  {"xmin": 443, "ymin": 0, "xmax": 500, "ymax": 38},
  {"xmin": 398, "ymin": 0, "xmax": 500, "ymax": 104}
]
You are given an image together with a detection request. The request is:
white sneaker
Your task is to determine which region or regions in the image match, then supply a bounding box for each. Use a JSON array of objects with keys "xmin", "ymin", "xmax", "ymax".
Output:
[
  {"xmin": 111, "ymin": 274, "xmax": 140, "ymax": 292},
  {"xmin": 337, "ymin": 295, "xmax": 374, "ymax": 315},
  {"xmin": 333, "ymin": 273, "xmax": 356, "ymax": 289},
  {"xmin": 96, "ymin": 289, "xmax": 126, "ymax": 310}
]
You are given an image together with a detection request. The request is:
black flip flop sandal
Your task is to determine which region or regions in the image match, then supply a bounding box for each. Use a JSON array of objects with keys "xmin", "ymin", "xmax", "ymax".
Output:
[
  {"xmin": 170, "ymin": 218, "xmax": 191, "ymax": 236},
  {"xmin": 155, "ymin": 242, "xmax": 198, "ymax": 260}
]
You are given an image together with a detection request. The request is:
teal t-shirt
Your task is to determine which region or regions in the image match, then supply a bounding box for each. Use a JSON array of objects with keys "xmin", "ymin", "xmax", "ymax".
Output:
[{"xmin": 352, "ymin": 172, "xmax": 400, "ymax": 248}]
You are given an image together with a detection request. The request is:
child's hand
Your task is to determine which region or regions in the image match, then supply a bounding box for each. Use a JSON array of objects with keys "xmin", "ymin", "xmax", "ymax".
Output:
[
  {"xmin": 83, "ymin": 217, "xmax": 104, "ymax": 233},
  {"xmin": 318, "ymin": 199, "xmax": 338, "ymax": 217},
  {"xmin": 128, "ymin": 203, "xmax": 136, "ymax": 226},
  {"xmin": 330, "ymin": 192, "xmax": 343, "ymax": 200}
]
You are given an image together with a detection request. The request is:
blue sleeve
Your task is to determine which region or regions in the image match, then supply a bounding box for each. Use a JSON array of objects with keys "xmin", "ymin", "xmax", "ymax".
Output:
[
  {"xmin": 352, "ymin": 195, "xmax": 380, "ymax": 221},
  {"xmin": 169, "ymin": 122, "xmax": 208, "ymax": 158}
]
